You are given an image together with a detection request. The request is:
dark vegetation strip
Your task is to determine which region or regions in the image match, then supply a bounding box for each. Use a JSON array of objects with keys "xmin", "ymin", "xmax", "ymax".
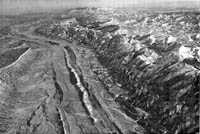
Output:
[
  {"xmin": 48, "ymin": 41, "xmax": 60, "ymax": 46},
  {"xmin": 52, "ymin": 66, "xmax": 64, "ymax": 104},
  {"xmin": 56, "ymin": 108, "xmax": 65, "ymax": 134},
  {"xmin": 64, "ymin": 46, "xmax": 77, "ymax": 67}
]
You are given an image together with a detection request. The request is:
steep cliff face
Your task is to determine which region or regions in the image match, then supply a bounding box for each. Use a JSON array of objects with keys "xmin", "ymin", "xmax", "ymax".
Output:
[
  {"xmin": 91, "ymin": 31, "xmax": 199, "ymax": 134},
  {"xmin": 34, "ymin": 8, "xmax": 200, "ymax": 134}
]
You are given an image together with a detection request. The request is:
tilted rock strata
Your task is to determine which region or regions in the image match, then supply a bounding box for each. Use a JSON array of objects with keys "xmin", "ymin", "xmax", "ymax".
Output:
[{"xmin": 33, "ymin": 9, "xmax": 200, "ymax": 133}]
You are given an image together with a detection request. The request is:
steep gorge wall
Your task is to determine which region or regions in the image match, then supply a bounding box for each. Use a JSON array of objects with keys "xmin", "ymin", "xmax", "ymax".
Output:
[{"xmin": 72, "ymin": 25, "xmax": 199, "ymax": 134}]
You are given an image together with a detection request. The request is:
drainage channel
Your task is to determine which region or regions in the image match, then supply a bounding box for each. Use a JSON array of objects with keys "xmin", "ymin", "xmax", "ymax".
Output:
[
  {"xmin": 63, "ymin": 48, "xmax": 98, "ymax": 124},
  {"xmin": 63, "ymin": 46, "xmax": 124, "ymax": 134}
]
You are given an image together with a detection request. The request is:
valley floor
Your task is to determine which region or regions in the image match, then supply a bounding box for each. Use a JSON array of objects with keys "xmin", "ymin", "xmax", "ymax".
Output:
[{"xmin": 0, "ymin": 15, "xmax": 139, "ymax": 134}]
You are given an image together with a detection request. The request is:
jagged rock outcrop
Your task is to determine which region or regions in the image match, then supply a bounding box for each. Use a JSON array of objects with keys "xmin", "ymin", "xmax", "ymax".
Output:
[{"xmin": 33, "ymin": 8, "xmax": 200, "ymax": 134}]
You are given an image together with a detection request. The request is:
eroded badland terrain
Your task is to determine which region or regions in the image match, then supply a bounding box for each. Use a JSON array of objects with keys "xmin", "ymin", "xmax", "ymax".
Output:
[{"xmin": 0, "ymin": 8, "xmax": 199, "ymax": 134}]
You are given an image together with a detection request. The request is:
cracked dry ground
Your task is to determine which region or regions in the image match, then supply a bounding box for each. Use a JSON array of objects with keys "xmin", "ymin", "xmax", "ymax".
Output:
[{"xmin": 0, "ymin": 36, "xmax": 138, "ymax": 133}]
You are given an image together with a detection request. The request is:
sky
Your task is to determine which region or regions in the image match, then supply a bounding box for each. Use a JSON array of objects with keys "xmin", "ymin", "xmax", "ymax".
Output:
[
  {"xmin": 96, "ymin": 0, "xmax": 200, "ymax": 7},
  {"xmin": 0, "ymin": 0, "xmax": 200, "ymax": 14}
]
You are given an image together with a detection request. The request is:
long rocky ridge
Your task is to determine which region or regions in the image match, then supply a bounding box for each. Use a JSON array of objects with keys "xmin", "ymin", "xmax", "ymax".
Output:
[{"xmin": 64, "ymin": 45, "xmax": 126, "ymax": 134}]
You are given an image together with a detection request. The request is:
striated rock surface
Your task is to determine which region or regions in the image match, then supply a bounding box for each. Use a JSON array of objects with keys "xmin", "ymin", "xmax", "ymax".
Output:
[
  {"xmin": 0, "ymin": 7, "xmax": 199, "ymax": 134},
  {"xmin": 32, "ymin": 8, "xmax": 200, "ymax": 134}
]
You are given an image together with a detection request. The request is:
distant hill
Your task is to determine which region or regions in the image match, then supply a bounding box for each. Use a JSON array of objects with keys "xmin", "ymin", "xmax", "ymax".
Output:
[
  {"xmin": 137, "ymin": 1, "xmax": 200, "ymax": 9},
  {"xmin": 0, "ymin": 0, "xmax": 199, "ymax": 14}
]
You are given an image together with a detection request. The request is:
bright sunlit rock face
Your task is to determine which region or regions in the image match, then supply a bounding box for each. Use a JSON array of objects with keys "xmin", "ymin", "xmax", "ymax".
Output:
[
  {"xmin": 167, "ymin": 36, "xmax": 177, "ymax": 44},
  {"xmin": 139, "ymin": 51, "xmax": 160, "ymax": 65},
  {"xmin": 179, "ymin": 45, "xmax": 200, "ymax": 61},
  {"xmin": 179, "ymin": 46, "xmax": 194, "ymax": 60}
]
